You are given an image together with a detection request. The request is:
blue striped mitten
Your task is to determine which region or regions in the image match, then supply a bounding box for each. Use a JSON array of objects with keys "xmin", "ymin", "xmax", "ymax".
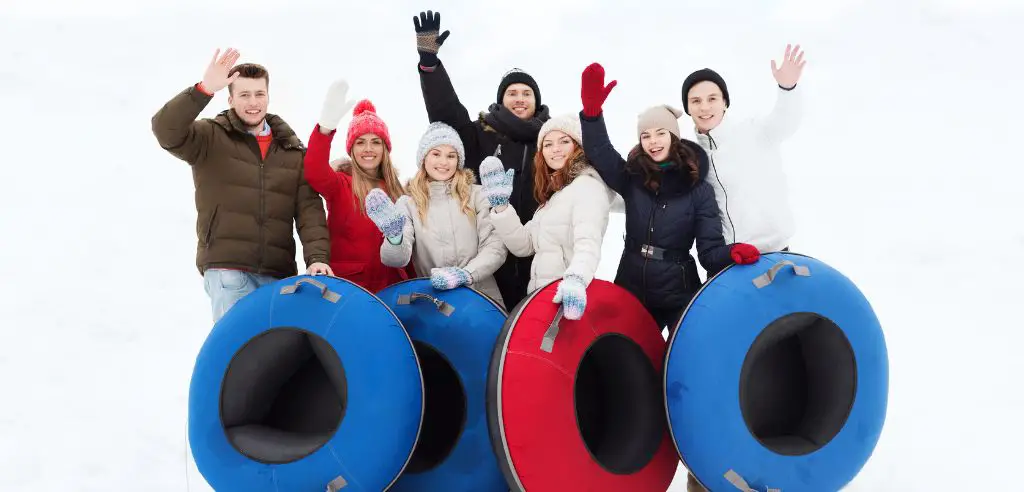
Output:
[
  {"xmin": 552, "ymin": 274, "xmax": 587, "ymax": 320},
  {"xmin": 430, "ymin": 267, "xmax": 472, "ymax": 290},
  {"xmin": 479, "ymin": 156, "xmax": 514, "ymax": 209},
  {"xmin": 365, "ymin": 188, "xmax": 406, "ymax": 242}
]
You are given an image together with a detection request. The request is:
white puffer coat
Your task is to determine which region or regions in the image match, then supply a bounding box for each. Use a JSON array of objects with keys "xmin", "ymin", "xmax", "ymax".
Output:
[
  {"xmin": 490, "ymin": 160, "xmax": 615, "ymax": 294},
  {"xmin": 380, "ymin": 181, "xmax": 507, "ymax": 304},
  {"xmin": 690, "ymin": 86, "xmax": 803, "ymax": 253}
]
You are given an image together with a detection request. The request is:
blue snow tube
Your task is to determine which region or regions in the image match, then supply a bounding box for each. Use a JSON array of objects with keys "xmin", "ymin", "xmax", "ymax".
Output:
[
  {"xmin": 664, "ymin": 252, "xmax": 888, "ymax": 492},
  {"xmin": 188, "ymin": 275, "xmax": 424, "ymax": 492},
  {"xmin": 376, "ymin": 279, "xmax": 508, "ymax": 492}
]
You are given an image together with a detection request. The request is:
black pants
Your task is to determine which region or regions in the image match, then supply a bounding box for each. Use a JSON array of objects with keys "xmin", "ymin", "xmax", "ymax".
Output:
[{"xmin": 647, "ymin": 305, "xmax": 684, "ymax": 335}]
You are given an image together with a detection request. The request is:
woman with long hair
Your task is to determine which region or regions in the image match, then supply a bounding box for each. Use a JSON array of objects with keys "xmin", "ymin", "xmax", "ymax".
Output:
[
  {"xmin": 303, "ymin": 79, "xmax": 414, "ymax": 291},
  {"xmin": 361, "ymin": 122, "xmax": 506, "ymax": 303},
  {"xmin": 578, "ymin": 62, "xmax": 761, "ymax": 334},
  {"xmin": 480, "ymin": 113, "xmax": 615, "ymax": 319}
]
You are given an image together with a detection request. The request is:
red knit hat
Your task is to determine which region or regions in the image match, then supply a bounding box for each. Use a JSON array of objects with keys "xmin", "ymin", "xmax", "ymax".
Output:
[{"xmin": 346, "ymin": 99, "xmax": 392, "ymax": 152}]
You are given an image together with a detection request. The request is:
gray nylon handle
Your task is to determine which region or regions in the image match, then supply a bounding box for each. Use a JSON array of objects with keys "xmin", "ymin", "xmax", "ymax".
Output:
[
  {"xmin": 724, "ymin": 469, "xmax": 780, "ymax": 492},
  {"xmin": 325, "ymin": 476, "xmax": 347, "ymax": 491},
  {"xmin": 397, "ymin": 292, "xmax": 455, "ymax": 316},
  {"xmin": 752, "ymin": 260, "xmax": 810, "ymax": 289},
  {"xmin": 540, "ymin": 306, "xmax": 565, "ymax": 353},
  {"xmin": 280, "ymin": 277, "xmax": 341, "ymax": 303}
]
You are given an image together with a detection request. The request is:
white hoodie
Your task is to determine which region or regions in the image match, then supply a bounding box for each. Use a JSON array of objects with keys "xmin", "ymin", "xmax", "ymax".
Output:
[{"xmin": 690, "ymin": 87, "xmax": 803, "ymax": 253}]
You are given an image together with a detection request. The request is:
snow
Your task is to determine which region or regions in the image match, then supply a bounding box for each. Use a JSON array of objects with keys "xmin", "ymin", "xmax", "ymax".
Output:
[{"xmin": 0, "ymin": 0, "xmax": 1020, "ymax": 490}]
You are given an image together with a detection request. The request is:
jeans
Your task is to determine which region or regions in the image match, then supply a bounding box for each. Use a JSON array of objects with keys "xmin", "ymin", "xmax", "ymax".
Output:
[{"xmin": 203, "ymin": 268, "xmax": 279, "ymax": 322}]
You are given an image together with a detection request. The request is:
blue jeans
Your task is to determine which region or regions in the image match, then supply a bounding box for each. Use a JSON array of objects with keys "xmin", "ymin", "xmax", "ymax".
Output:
[{"xmin": 203, "ymin": 268, "xmax": 279, "ymax": 322}]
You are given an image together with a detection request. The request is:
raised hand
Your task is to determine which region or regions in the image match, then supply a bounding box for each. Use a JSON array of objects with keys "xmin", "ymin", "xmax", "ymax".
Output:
[
  {"xmin": 318, "ymin": 79, "xmax": 356, "ymax": 132},
  {"xmin": 365, "ymin": 189, "xmax": 407, "ymax": 241},
  {"xmin": 201, "ymin": 48, "xmax": 241, "ymax": 93},
  {"xmin": 430, "ymin": 266, "xmax": 473, "ymax": 290},
  {"xmin": 771, "ymin": 44, "xmax": 807, "ymax": 89},
  {"xmin": 581, "ymin": 62, "xmax": 617, "ymax": 117},
  {"xmin": 552, "ymin": 274, "xmax": 587, "ymax": 320},
  {"xmin": 479, "ymin": 156, "xmax": 514, "ymax": 209},
  {"xmin": 413, "ymin": 10, "xmax": 451, "ymax": 66}
]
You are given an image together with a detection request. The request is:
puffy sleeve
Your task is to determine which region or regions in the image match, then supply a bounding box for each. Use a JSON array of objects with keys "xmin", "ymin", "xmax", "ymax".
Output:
[
  {"xmin": 490, "ymin": 204, "xmax": 535, "ymax": 258},
  {"xmin": 563, "ymin": 175, "xmax": 612, "ymax": 285}
]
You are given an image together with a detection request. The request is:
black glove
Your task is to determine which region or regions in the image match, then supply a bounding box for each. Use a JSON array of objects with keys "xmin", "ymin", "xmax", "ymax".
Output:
[{"xmin": 413, "ymin": 10, "xmax": 450, "ymax": 67}]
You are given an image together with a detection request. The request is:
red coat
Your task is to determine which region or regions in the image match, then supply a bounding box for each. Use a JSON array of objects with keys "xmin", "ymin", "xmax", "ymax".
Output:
[{"xmin": 303, "ymin": 125, "xmax": 414, "ymax": 292}]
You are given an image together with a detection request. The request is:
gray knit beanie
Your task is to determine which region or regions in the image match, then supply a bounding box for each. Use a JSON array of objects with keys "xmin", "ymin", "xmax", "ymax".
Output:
[{"xmin": 416, "ymin": 122, "xmax": 466, "ymax": 168}]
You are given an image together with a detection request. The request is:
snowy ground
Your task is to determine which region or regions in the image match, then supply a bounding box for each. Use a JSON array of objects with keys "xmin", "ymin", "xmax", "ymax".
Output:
[{"xmin": 1, "ymin": 1, "xmax": 1021, "ymax": 490}]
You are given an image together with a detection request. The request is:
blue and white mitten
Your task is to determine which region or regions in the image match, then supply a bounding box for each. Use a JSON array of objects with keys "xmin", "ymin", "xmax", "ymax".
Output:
[
  {"xmin": 552, "ymin": 274, "xmax": 588, "ymax": 320},
  {"xmin": 430, "ymin": 267, "xmax": 473, "ymax": 290},
  {"xmin": 365, "ymin": 188, "xmax": 406, "ymax": 243},
  {"xmin": 479, "ymin": 156, "xmax": 514, "ymax": 209}
]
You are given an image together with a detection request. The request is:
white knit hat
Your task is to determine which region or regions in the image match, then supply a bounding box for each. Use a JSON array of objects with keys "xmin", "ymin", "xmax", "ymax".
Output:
[
  {"xmin": 536, "ymin": 113, "xmax": 583, "ymax": 149},
  {"xmin": 416, "ymin": 122, "xmax": 466, "ymax": 169}
]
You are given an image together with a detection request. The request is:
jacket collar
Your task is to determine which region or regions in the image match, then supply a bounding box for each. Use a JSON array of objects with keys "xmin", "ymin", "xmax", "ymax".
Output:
[
  {"xmin": 213, "ymin": 110, "xmax": 306, "ymax": 151},
  {"xmin": 428, "ymin": 180, "xmax": 452, "ymax": 198}
]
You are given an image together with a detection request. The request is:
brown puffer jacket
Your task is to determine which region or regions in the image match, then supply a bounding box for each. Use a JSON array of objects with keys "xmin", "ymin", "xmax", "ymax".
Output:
[{"xmin": 151, "ymin": 85, "xmax": 329, "ymax": 278}]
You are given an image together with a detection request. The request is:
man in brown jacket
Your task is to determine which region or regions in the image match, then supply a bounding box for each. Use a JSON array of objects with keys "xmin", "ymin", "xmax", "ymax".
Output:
[{"xmin": 152, "ymin": 48, "xmax": 332, "ymax": 321}]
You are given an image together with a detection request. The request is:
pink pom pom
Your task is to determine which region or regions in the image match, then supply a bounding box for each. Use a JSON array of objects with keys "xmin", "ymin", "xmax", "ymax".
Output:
[{"xmin": 353, "ymin": 99, "xmax": 376, "ymax": 116}]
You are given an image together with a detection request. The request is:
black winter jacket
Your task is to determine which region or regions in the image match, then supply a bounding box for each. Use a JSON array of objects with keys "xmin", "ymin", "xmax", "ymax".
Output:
[
  {"xmin": 419, "ymin": 61, "xmax": 551, "ymax": 311},
  {"xmin": 580, "ymin": 111, "xmax": 733, "ymax": 310}
]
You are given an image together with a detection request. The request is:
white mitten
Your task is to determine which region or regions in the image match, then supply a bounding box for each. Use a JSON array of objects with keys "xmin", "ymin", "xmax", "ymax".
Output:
[{"xmin": 318, "ymin": 79, "xmax": 356, "ymax": 131}]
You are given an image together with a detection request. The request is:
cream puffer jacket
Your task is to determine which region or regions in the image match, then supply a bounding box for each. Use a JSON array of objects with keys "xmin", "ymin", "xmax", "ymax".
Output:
[
  {"xmin": 380, "ymin": 181, "xmax": 506, "ymax": 304},
  {"xmin": 490, "ymin": 160, "xmax": 615, "ymax": 294}
]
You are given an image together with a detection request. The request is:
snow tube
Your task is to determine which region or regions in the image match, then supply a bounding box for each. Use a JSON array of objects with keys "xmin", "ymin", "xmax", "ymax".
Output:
[
  {"xmin": 487, "ymin": 278, "xmax": 679, "ymax": 492},
  {"xmin": 665, "ymin": 252, "xmax": 888, "ymax": 492},
  {"xmin": 188, "ymin": 275, "xmax": 424, "ymax": 492},
  {"xmin": 376, "ymin": 279, "xmax": 509, "ymax": 491}
]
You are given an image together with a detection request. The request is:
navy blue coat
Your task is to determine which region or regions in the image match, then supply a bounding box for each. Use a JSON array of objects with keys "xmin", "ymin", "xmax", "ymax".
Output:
[{"xmin": 580, "ymin": 111, "xmax": 733, "ymax": 311}]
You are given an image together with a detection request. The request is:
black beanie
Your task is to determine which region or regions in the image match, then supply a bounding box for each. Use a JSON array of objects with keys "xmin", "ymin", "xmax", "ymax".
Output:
[
  {"xmin": 681, "ymin": 68, "xmax": 730, "ymax": 115},
  {"xmin": 496, "ymin": 68, "xmax": 542, "ymax": 108}
]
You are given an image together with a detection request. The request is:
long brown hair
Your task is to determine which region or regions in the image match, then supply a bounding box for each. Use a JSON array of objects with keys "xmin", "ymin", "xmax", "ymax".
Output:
[
  {"xmin": 625, "ymin": 134, "xmax": 700, "ymax": 192},
  {"xmin": 406, "ymin": 168, "xmax": 477, "ymax": 224},
  {"xmin": 336, "ymin": 146, "xmax": 405, "ymax": 213},
  {"xmin": 532, "ymin": 145, "xmax": 586, "ymax": 206}
]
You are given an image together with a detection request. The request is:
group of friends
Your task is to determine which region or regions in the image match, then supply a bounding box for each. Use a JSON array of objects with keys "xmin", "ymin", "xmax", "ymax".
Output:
[{"xmin": 152, "ymin": 11, "xmax": 805, "ymax": 490}]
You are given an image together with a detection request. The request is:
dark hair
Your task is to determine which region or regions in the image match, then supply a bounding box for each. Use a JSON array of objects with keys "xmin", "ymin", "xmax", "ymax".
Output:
[
  {"xmin": 625, "ymin": 134, "xmax": 700, "ymax": 192},
  {"xmin": 228, "ymin": 63, "xmax": 270, "ymax": 94}
]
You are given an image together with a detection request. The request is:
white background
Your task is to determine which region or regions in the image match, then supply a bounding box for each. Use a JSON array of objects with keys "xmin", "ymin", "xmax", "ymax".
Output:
[{"xmin": 0, "ymin": 0, "xmax": 1021, "ymax": 490}]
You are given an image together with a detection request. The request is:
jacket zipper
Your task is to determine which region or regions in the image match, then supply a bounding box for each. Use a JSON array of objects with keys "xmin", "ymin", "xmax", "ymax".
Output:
[
  {"xmin": 250, "ymin": 136, "xmax": 266, "ymax": 274},
  {"xmin": 641, "ymin": 190, "xmax": 659, "ymax": 305},
  {"xmin": 707, "ymin": 132, "xmax": 736, "ymax": 243}
]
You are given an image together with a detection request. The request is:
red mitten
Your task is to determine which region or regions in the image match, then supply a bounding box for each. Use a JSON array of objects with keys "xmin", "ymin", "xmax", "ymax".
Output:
[
  {"xmin": 730, "ymin": 243, "xmax": 761, "ymax": 264},
  {"xmin": 581, "ymin": 62, "xmax": 617, "ymax": 117}
]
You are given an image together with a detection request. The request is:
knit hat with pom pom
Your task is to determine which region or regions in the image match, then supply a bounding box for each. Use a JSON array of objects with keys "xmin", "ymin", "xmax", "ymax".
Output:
[{"xmin": 346, "ymin": 99, "xmax": 392, "ymax": 152}]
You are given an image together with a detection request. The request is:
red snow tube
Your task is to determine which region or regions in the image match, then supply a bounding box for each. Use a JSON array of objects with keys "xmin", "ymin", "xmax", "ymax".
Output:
[{"xmin": 486, "ymin": 279, "xmax": 678, "ymax": 492}]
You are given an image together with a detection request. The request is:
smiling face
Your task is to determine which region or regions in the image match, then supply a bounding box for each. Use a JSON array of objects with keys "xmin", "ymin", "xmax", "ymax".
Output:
[
  {"xmin": 228, "ymin": 77, "xmax": 269, "ymax": 130},
  {"xmin": 502, "ymin": 83, "xmax": 536, "ymax": 119},
  {"xmin": 541, "ymin": 130, "xmax": 577, "ymax": 170},
  {"xmin": 350, "ymin": 134, "xmax": 385, "ymax": 171},
  {"xmin": 423, "ymin": 144, "xmax": 460, "ymax": 181},
  {"xmin": 686, "ymin": 80, "xmax": 727, "ymax": 133},
  {"xmin": 639, "ymin": 127, "xmax": 673, "ymax": 162}
]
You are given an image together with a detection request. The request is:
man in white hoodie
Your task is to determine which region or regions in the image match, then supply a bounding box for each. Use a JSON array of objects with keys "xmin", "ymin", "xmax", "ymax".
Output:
[{"xmin": 683, "ymin": 44, "xmax": 806, "ymax": 254}]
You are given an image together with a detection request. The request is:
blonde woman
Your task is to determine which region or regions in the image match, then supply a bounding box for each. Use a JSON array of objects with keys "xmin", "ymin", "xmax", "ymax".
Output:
[
  {"xmin": 303, "ymin": 80, "xmax": 414, "ymax": 292},
  {"xmin": 363, "ymin": 122, "xmax": 506, "ymax": 304}
]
